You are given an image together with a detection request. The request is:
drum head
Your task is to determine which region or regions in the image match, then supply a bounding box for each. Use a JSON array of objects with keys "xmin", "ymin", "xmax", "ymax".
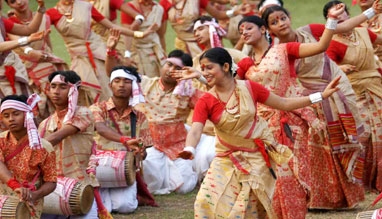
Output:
[
  {"xmin": 77, "ymin": 185, "xmax": 94, "ymax": 215},
  {"xmin": 356, "ymin": 210, "xmax": 374, "ymax": 219}
]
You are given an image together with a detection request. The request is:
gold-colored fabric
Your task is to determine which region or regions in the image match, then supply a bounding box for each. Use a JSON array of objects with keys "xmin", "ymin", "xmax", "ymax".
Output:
[
  {"xmin": 131, "ymin": 2, "xmax": 166, "ymax": 77},
  {"xmin": 54, "ymin": 0, "xmax": 111, "ymax": 104},
  {"xmin": 195, "ymin": 80, "xmax": 291, "ymax": 219}
]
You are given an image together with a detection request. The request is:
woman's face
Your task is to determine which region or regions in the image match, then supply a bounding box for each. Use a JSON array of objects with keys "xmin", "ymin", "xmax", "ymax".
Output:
[
  {"xmin": 358, "ymin": 0, "xmax": 374, "ymax": 9},
  {"xmin": 331, "ymin": 4, "xmax": 349, "ymax": 23},
  {"xmin": 239, "ymin": 22, "xmax": 264, "ymax": 45},
  {"xmin": 200, "ymin": 57, "xmax": 228, "ymax": 87},
  {"xmin": 266, "ymin": 10, "xmax": 292, "ymax": 38},
  {"xmin": 7, "ymin": 0, "xmax": 29, "ymax": 12},
  {"xmin": 194, "ymin": 25, "xmax": 210, "ymax": 46}
]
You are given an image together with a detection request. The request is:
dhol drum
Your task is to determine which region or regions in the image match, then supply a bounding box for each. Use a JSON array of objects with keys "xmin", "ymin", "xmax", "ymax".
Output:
[
  {"xmin": 356, "ymin": 209, "xmax": 382, "ymax": 219},
  {"xmin": 43, "ymin": 177, "xmax": 94, "ymax": 216},
  {"xmin": 0, "ymin": 195, "xmax": 30, "ymax": 218},
  {"xmin": 95, "ymin": 149, "xmax": 136, "ymax": 188}
]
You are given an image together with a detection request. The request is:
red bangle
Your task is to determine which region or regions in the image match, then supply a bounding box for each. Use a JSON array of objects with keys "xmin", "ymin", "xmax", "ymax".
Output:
[
  {"xmin": 120, "ymin": 136, "xmax": 132, "ymax": 144},
  {"xmin": 7, "ymin": 178, "xmax": 21, "ymax": 191},
  {"xmin": 107, "ymin": 48, "xmax": 118, "ymax": 58}
]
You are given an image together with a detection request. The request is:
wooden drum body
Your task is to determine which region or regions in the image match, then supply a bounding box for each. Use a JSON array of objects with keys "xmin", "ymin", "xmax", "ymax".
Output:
[
  {"xmin": 43, "ymin": 177, "xmax": 94, "ymax": 216},
  {"xmin": 95, "ymin": 149, "xmax": 136, "ymax": 188},
  {"xmin": 0, "ymin": 195, "xmax": 30, "ymax": 219}
]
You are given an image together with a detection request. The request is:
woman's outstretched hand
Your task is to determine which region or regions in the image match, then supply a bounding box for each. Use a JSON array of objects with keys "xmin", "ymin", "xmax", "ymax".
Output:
[
  {"xmin": 171, "ymin": 67, "xmax": 201, "ymax": 81},
  {"xmin": 322, "ymin": 76, "xmax": 341, "ymax": 99}
]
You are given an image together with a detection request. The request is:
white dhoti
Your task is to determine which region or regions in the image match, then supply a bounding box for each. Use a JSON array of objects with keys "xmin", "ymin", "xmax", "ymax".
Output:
[
  {"xmin": 143, "ymin": 147, "xmax": 197, "ymax": 194},
  {"xmin": 99, "ymin": 182, "xmax": 138, "ymax": 213}
]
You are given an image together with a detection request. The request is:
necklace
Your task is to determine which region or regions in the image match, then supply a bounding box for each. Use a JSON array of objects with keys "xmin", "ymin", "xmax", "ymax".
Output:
[
  {"xmin": 215, "ymin": 87, "xmax": 241, "ymax": 119},
  {"xmin": 251, "ymin": 44, "xmax": 271, "ymax": 66},
  {"xmin": 172, "ymin": 0, "xmax": 186, "ymax": 24},
  {"xmin": 57, "ymin": 0, "xmax": 75, "ymax": 23},
  {"xmin": 338, "ymin": 31, "xmax": 360, "ymax": 46},
  {"xmin": 14, "ymin": 10, "xmax": 33, "ymax": 25}
]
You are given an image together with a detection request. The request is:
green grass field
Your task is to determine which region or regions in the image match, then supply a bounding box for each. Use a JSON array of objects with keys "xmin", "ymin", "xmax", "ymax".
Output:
[{"xmin": 2, "ymin": 0, "xmax": 360, "ymax": 65}]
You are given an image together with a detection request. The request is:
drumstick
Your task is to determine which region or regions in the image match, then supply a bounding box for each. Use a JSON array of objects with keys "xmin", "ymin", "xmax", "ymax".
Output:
[{"xmin": 24, "ymin": 201, "xmax": 36, "ymax": 217}]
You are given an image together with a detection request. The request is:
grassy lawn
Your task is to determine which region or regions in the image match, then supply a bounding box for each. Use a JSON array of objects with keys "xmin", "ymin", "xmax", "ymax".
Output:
[{"xmin": 2, "ymin": 1, "xmax": 372, "ymax": 218}]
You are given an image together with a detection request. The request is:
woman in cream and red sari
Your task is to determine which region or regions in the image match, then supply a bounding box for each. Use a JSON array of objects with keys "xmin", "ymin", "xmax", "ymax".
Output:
[
  {"xmin": 158, "ymin": 0, "xmax": 251, "ymax": 57},
  {"xmin": 87, "ymin": 0, "xmax": 144, "ymax": 59},
  {"xmin": 261, "ymin": 1, "xmax": 382, "ymax": 208},
  {"xmin": 120, "ymin": 0, "xmax": 166, "ymax": 77},
  {"xmin": 236, "ymin": 5, "xmax": 364, "ymax": 217},
  {"xmin": 325, "ymin": 0, "xmax": 382, "ymax": 193},
  {"xmin": 45, "ymin": 0, "xmax": 156, "ymax": 106},
  {"xmin": 0, "ymin": 0, "xmax": 45, "ymax": 100},
  {"xmin": 175, "ymin": 47, "xmax": 341, "ymax": 219},
  {"xmin": 6, "ymin": 0, "xmax": 68, "ymax": 122}
]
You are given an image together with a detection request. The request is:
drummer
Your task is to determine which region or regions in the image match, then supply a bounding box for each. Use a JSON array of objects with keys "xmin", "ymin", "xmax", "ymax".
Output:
[
  {"xmin": 0, "ymin": 94, "xmax": 56, "ymax": 218},
  {"xmin": 38, "ymin": 70, "xmax": 101, "ymax": 219},
  {"xmin": 89, "ymin": 66, "xmax": 153, "ymax": 213}
]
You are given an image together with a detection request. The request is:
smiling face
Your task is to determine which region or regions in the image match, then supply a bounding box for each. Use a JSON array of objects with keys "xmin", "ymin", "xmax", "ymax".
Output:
[
  {"xmin": 265, "ymin": 10, "xmax": 292, "ymax": 38},
  {"xmin": 239, "ymin": 22, "xmax": 265, "ymax": 46},
  {"xmin": 6, "ymin": 0, "xmax": 29, "ymax": 13},
  {"xmin": 200, "ymin": 57, "xmax": 230, "ymax": 87}
]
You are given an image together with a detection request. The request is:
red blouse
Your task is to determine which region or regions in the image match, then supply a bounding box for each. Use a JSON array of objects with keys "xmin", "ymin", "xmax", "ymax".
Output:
[
  {"xmin": 46, "ymin": 6, "xmax": 105, "ymax": 26},
  {"xmin": 193, "ymin": 80, "xmax": 270, "ymax": 125}
]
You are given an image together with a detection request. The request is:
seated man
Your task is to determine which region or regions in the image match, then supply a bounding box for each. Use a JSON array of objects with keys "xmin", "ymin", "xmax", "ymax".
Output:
[
  {"xmin": 89, "ymin": 66, "xmax": 153, "ymax": 213},
  {"xmin": 0, "ymin": 94, "xmax": 56, "ymax": 218},
  {"xmin": 106, "ymin": 31, "xmax": 202, "ymax": 194},
  {"xmin": 38, "ymin": 71, "xmax": 103, "ymax": 219}
]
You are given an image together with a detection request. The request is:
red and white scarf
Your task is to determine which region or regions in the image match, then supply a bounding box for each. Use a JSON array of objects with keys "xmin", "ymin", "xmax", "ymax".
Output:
[
  {"xmin": 109, "ymin": 69, "xmax": 145, "ymax": 106},
  {"xmin": 193, "ymin": 19, "xmax": 227, "ymax": 48},
  {"xmin": 0, "ymin": 93, "xmax": 42, "ymax": 149},
  {"xmin": 51, "ymin": 74, "xmax": 80, "ymax": 123}
]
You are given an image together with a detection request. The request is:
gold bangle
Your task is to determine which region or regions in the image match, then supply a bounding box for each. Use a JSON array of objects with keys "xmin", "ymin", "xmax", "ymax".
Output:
[{"xmin": 133, "ymin": 31, "xmax": 144, "ymax": 38}]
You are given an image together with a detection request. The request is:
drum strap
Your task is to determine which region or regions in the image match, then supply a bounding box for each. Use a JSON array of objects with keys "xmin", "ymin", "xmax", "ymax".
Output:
[
  {"xmin": 5, "ymin": 138, "xmax": 29, "ymax": 162},
  {"xmin": 5, "ymin": 137, "xmax": 41, "ymax": 191}
]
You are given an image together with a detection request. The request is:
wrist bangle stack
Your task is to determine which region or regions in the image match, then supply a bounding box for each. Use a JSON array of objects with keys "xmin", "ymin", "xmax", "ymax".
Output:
[
  {"xmin": 363, "ymin": 8, "xmax": 375, "ymax": 20},
  {"xmin": 226, "ymin": 9, "xmax": 235, "ymax": 18},
  {"xmin": 124, "ymin": 50, "xmax": 131, "ymax": 58},
  {"xmin": 18, "ymin": 37, "xmax": 29, "ymax": 46},
  {"xmin": 133, "ymin": 31, "xmax": 144, "ymax": 38},
  {"xmin": 107, "ymin": 48, "xmax": 118, "ymax": 58},
  {"xmin": 198, "ymin": 74, "xmax": 208, "ymax": 84},
  {"xmin": 325, "ymin": 18, "xmax": 338, "ymax": 30},
  {"xmin": 24, "ymin": 47, "xmax": 33, "ymax": 55},
  {"xmin": 183, "ymin": 146, "xmax": 196, "ymax": 157},
  {"xmin": 120, "ymin": 136, "xmax": 132, "ymax": 144},
  {"xmin": 7, "ymin": 178, "xmax": 21, "ymax": 191},
  {"xmin": 135, "ymin": 14, "xmax": 145, "ymax": 23},
  {"xmin": 309, "ymin": 92, "xmax": 323, "ymax": 104}
]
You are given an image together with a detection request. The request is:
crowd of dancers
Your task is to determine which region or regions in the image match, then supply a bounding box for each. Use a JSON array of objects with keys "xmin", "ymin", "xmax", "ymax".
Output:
[{"xmin": 0, "ymin": 0, "xmax": 382, "ymax": 218}]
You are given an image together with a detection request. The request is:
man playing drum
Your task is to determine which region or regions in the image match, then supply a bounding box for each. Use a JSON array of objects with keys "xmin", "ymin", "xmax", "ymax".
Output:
[
  {"xmin": 0, "ymin": 94, "xmax": 57, "ymax": 218},
  {"xmin": 89, "ymin": 66, "xmax": 152, "ymax": 213},
  {"xmin": 38, "ymin": 70, "xmax": 101, "ymax": 218}
]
